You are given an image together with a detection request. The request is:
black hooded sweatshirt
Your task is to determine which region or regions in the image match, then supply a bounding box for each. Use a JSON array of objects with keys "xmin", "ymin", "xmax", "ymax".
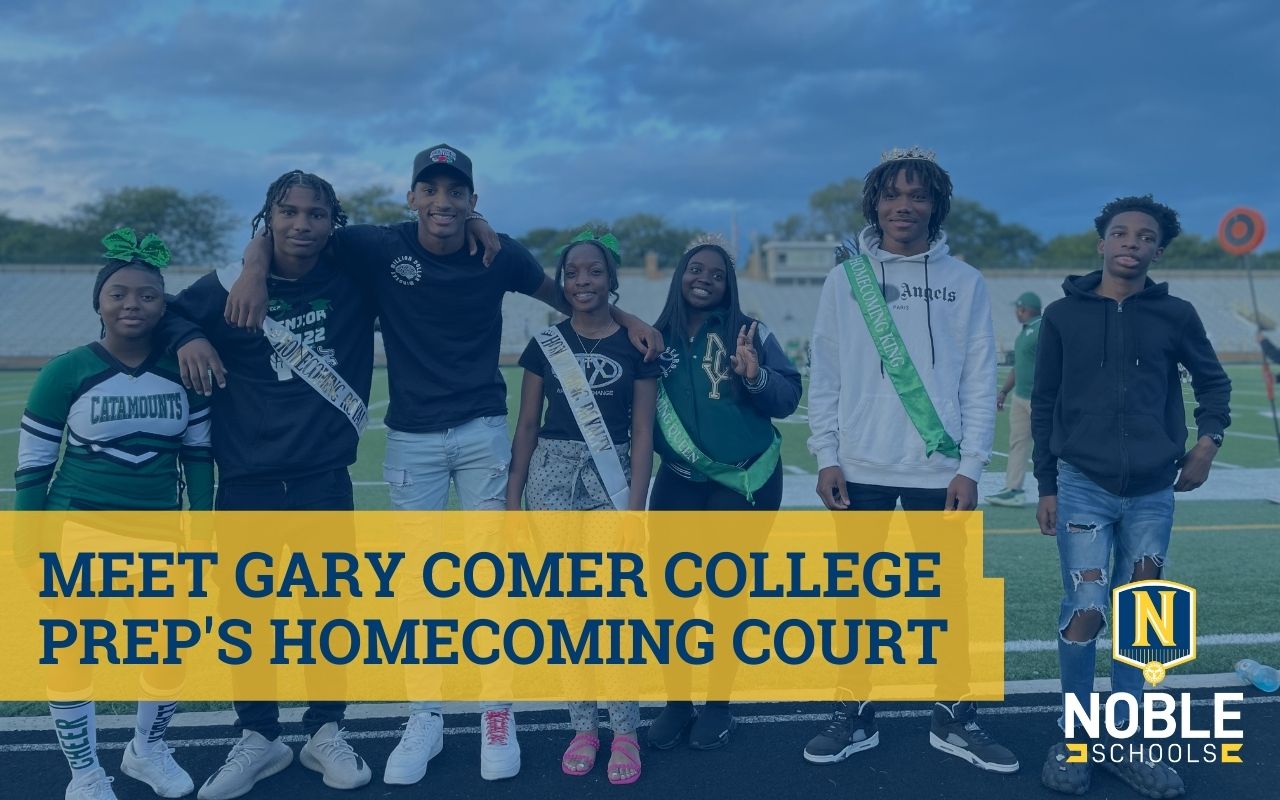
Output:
[{"xmin": 1031, "ymin": 271, "xmax": 1230, "ymax": 497}]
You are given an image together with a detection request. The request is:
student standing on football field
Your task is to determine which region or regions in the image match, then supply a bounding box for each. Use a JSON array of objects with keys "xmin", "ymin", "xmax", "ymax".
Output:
[
  {"xmin": 988, "ymin": 291, "xmax": 1042, "ymax": 507},
  {"xmin": 1035, "ymin": 196, "xmax": 1230, "ymax": 798},
  {"xmin": 160, "ymin": 172, "xmax": 375, "ymax": 799},
  {"xmin": 15, "ymin": 228, "xmax": 213, "ymax": 800},
  {"xmin": 644, "ymin": 236, "xmax": 801, "ymax": 750},
  {"xmin": 506, "ymin": 232, "xmax": 658, "ymax": 785},
  {"xmin": 804, "ymin": 147, "xmax": 1019, "ymax": 774},
  {"xmin": 218, "ymin": 146, "xmax": 663, "ymax": 786}
]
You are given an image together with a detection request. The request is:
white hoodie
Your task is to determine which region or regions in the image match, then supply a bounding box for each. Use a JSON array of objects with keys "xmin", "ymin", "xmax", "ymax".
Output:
[{"xmin": 807, "ymin": 227, "xmax": 995, "ymax": 488}]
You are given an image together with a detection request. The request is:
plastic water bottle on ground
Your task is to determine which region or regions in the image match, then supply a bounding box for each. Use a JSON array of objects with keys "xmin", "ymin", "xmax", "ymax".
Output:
[{"xmin": 1235, "ymin": 659, "xmax": 1280, "ymax": 692}]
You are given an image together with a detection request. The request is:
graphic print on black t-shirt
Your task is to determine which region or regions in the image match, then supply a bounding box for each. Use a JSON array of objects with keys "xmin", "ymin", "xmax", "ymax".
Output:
[{"xmin": 519, "ymin": 320, "xmax": 661, "ymax": 445}]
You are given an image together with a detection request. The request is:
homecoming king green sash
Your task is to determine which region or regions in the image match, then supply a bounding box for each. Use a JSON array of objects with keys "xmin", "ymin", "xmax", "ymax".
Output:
[
  {"xmin": 840, "ymin": 254, "xmax": 960, "ymax": 459},
  {"xmin": 656, "ymin": 383, "xmax": 781, "ymax": 503}
]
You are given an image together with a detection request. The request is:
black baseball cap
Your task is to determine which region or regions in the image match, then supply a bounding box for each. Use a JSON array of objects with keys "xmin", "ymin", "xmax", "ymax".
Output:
[{"xmin": 411, "ymin": 144, "xmax": 474, "ymax": 191}]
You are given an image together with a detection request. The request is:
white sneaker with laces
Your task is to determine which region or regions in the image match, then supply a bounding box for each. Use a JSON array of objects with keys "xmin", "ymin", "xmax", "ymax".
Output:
[
  {"xmin": 196, "ymin": 730, "xmax": 293, "ymax": 800},
  {"xmin": 299, "ymin": 722, "xmax": 371, "ymax": 790},
  {"xmin": 66, "ymin": 767, "xmax": 118, "ymax": 800},
  {"xmin": 382, "ymin": 711, "xmax": 443, "ymax": 785},
  {"xmin": 480, "ymin": 707, "xmax": 520, "ymax": 781},
  {"xmin": 121, "ymin": 738, "xmax": 195, "ymax": 797}
]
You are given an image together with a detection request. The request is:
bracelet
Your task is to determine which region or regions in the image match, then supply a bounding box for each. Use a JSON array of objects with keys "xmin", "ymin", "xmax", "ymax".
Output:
[{"xmin": 465, "ymin": 211, "xmax": 486, "ymax": 222}]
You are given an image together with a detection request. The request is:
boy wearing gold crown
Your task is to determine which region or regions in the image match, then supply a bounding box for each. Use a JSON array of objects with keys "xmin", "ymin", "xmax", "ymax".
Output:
[{"xmin": 803, "ymin": 147, "xmax": 1019, "ymax": 773}]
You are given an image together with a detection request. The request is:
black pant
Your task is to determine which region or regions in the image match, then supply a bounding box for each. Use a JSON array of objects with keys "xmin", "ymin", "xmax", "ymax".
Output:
[
  {"xmin": 216, "ymin": 468, "xmax": 353, "ymax": 739},
  {"xmin": 648, "ymin": 461, "xmax": 784, "ymax": 511},
  {"xmin": 835, "ymin": 482, "xmax": 973, "ymax": 709},
  {"xmin": 648, "ymin": 461, "xmax": 782, "ymax": 702}
]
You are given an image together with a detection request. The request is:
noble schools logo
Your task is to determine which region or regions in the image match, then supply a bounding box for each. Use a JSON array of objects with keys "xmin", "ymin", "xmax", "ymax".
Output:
[
  {"xmin": 1064, "ymin": 580, "xmax": 1244, "ymax": 766},
  {"xmin": 390, "ymin": 256, "xmax": 423, "ymax": 287},
  {"xmin": 1113, "ymin": 579, "xmax": 1196, "ymax": 687}
]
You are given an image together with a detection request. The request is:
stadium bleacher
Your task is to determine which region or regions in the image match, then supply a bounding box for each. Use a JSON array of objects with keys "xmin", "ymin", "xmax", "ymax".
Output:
[{"xmin": 2, "ymin": 264, "xmax": 1277, "ymax": 366}]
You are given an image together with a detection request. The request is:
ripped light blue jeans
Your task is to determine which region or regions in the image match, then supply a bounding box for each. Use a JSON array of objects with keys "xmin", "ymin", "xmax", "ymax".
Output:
[{"xmin": 1055, "ymin": 461, "xmax": 1174, "ymax": 728}]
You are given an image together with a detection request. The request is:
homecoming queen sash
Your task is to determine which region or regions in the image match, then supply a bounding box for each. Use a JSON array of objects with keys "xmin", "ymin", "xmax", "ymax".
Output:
[
  {"xmin": 536, "ymin": 325, "xmax": 631, "ymax": 510},
  {"xmin": 841, "ymin": 254, "xmax": 960, "ymax": 459},
  {"xmin": 656, "ymin": 384, "xmax": 780, "ymax": 503}
]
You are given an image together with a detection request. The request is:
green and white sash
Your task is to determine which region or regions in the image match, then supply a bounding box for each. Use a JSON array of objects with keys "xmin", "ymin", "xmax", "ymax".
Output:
[
  {"xmin": 841, "ymin": 253, "xmax": 960, "ymax": 459},
  {"xmin": 656, "ymin": 383, "xmax": 780, "ymax": 503},
  {"xmin": 262, "ymin": 317, "xmax": 369, "ymax": 435},
  {"xmin": 536, "ymin": 325, "xmax": 631, "ymax": 510}
]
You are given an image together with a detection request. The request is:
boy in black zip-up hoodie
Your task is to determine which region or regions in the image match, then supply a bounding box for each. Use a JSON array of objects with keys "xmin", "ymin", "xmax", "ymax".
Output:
[{"xmin": 1033, "ymin": 196, "xmax": 1230, "ymax": 797}]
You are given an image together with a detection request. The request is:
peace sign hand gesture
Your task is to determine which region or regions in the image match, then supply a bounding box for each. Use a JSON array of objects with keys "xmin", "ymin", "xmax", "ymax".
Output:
[{"xmin": 730, "ymin": 321, "xmax": 760, "ymax": 381}]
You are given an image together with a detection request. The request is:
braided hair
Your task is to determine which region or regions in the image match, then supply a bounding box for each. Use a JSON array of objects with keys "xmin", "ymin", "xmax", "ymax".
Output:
[
  {"xmin": 250, "ymin": 170, "xmax": 348, "ymax": 237},
  {"xmin": 861, "ymin": 158, "xmax": 953, "ymax": 243}
]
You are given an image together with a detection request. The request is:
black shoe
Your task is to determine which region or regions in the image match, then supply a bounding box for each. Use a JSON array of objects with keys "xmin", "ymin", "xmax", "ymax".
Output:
[
  {"xmin": 688, "ymin": 705, "xmax": 735, "ymax": 750},
  {"xmin": 802, "ymin": 699, "xmax": 878, "ymax": 764},
  {"xmin": 1041, "ymin": 742, "xmax": 1092, "ymax": 795},
  {"xmin": 646, "ymin": 702, "xmax": 696, "ymax": 750},
  {"xmin": 928, "ymin": 703, "xmax": 1020, "ymax": 773}
]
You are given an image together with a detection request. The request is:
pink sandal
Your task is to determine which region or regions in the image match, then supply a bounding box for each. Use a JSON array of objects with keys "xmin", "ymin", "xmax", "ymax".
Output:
[
  {"xmin": 608, "ymin": 733, "xmax": 642, "ymax": 785},
  {"xmin": 561, "ymin": 732, "xmax": 600, "ymax": 776}
]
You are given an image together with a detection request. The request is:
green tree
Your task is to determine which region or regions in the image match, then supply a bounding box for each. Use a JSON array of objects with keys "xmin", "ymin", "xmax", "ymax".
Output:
[
  {"xmin": 340, "ymin": 184, "xmax": 410, "ymax": 226},
  {"xmin": 609, "ymin": 213, "xmax": 697, "ymax": 269},
  {"xmin": 806, "ymin": 177, "xmax": 865, "ymax": 238},
  {"xmin": 0, "ymin": 213, "xmax": 97, "ymax": 263},
  {"xmin": 945, "ymin": 199, "xmax": 1043, "ymax": 267},
  {"xmin": 67, "ymin": 186, "xmax": 236, "ymax": 265},
  {"xmin": 1033, "ymin": 231, "xmax": 1098, "ymax": 271}
]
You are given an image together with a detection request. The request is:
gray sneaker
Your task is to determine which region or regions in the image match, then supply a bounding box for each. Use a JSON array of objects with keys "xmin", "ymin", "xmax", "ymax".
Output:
[
  {"xmin": 928, "ymin": 703, "xmax": 1019, "ymax": 773},
  {"xmin": 299, "ymin": 722, "xmax": 371, "ymax": 790},
  {"xmin": 802, "ymin": 699, "xmax": 879, "ymax": 764},
  {"xmin": 986, "ymin": 489, "xmax": 1025, "ymax": 507},
  {"xmin": 1100, "ymin": 746, "xmax": 1185, "ymax": 798},
  {"xmin": 1041, "ymin": 741, "xmax": 1092, "ymax": 795},
  {"xmin": 197, "ymin": 730, "xmax": 293, "ymax": 800}
]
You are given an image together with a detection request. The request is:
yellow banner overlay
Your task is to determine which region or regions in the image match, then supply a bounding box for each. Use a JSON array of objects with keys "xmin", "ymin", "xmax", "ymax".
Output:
[{"xmin": 0, "ymin": 511, "xmax": 1004, "ymax": 702}]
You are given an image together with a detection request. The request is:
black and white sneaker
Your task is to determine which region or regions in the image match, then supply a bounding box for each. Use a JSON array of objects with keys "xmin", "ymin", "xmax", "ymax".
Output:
[
  {"xmin": 1041, "ymin": 741, "xmax": 1092, "ymax": 795},
  {"xmin": 802, "ymin": 699, "xmax": 878, "ymax": 764},
  {"xmin": 928, "ymin": 703, "xmax": 1020, "ymax": 773}
]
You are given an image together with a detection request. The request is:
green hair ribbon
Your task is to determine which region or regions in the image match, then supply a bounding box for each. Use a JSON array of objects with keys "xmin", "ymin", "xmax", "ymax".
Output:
[
  {"xmin": 101, "ymin": 227, "xmax": 171, "ymax": 268},
  {"xmin": 558, "ymin": 229, "xmax": 621, "ymax": 264}
]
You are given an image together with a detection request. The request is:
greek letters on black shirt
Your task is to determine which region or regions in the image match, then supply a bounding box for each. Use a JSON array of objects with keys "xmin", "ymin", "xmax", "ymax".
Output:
[{"xmin": 519, "ymin": 321, "xmax": 661, "ymax": 445}]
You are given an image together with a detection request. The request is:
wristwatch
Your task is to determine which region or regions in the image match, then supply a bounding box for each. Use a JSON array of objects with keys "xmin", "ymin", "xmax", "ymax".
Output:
[{"xmin": 1207, "ymin": 433, "xmax": 1223, "ymax": 447}]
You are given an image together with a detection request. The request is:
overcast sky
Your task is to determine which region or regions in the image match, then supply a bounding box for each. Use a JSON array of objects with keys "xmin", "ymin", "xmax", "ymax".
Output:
[{"xmin": 2, "ymin": 0, "xmax": 1276, "ymax": 254}]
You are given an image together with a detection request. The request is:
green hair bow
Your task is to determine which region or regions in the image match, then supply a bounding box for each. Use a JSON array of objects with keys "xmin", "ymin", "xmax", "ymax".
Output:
[
  {"xmin": 558, "ymin": 229, "xmax": 621, "ymax": 264},
  {"xmin": 101, "ymin": 227, "xmax": 171, "ymax": 268}
]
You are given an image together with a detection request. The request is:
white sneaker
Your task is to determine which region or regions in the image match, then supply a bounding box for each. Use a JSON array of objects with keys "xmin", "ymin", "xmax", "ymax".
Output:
[
  {"xmin": 299, "ymin": 722, "xmax": 371, "ymax": 790},
  {"xmin": 66, "ymin": 767, "xmax": 118, "ymax": 800},
  {"xmin": 122, "ymin": 739, "xmax": 195, "ymax": 797},
  {"xmin": 382, "ymin": 711, "xmax": 443, "ymax": 785},
  {"xmin": 479, "ymin": 707, "xmax": 520, "ymax": 781},
  {"xmin": 196, "ymin": 730, "xmax": 293, "ymax": 800}
]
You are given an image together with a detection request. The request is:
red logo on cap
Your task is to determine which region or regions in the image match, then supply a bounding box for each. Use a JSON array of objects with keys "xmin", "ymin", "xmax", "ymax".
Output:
[{"xmin": 429, "ymin": 148, "xmax": 457, "ymax": 165}]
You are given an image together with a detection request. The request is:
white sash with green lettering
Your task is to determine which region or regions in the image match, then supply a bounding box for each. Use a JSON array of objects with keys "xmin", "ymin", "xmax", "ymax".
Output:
[{"xmin": 536, "ymin": 325, "xmax": 631, "ymax": 510}]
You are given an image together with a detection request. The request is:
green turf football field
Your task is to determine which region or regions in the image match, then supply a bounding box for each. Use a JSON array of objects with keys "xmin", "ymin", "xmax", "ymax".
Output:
[{"xmin": 2, "ymin": 364, "xmax": 1277, "ymax": 689}]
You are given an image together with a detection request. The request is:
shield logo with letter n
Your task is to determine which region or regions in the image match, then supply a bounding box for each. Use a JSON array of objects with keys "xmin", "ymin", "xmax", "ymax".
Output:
[{"xmin": 1112, "ymin": 579, "xmax": 1196, "ymax": 686}]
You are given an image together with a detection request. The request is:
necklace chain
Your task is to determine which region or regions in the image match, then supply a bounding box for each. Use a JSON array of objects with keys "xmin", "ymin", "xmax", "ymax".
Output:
[{"xmin": 571, "ymin": 322, "xmax": 611, "ymax": 356}]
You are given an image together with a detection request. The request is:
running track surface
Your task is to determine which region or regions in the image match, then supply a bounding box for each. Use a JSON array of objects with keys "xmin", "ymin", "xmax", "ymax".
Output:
[{"xmin": 1, "ymin": 689, "xmax": 1276, "ymax": 799}]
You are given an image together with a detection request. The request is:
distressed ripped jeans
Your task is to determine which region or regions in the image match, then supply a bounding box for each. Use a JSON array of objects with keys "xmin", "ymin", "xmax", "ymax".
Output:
[
  {"xmin": 1055, "ymin": 461, "xmax": 1173, "ymax": 729},
  {"xmin": 383, "ymin": 416, "xmax": 510, "ymax": 511}
]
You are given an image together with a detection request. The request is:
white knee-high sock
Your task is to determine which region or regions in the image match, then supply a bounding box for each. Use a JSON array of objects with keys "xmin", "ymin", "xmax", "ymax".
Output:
[
  {"xmin": 134, "ymin": 701, "xmax": 179, "ymax": 751},
  {"xmin": 49, "ymin": 700, "xmax": 98, "ymax": 778}
]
